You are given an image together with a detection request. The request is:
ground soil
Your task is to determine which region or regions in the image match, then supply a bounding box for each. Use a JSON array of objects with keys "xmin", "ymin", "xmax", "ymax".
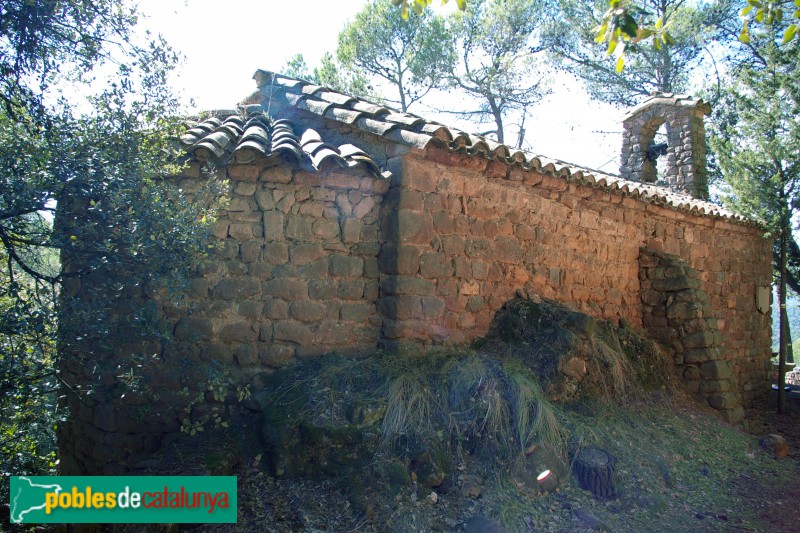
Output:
[
  {"xmin": 6, "ymin": 391, "xmax": 799, "ymax": 533},
  {"xmin": 742, "ymin": 392, "xmax": 800, "ymax": 532},
  {"xmin": 187, "ymin": 391, "xmax": 800, "ymax": 533}
]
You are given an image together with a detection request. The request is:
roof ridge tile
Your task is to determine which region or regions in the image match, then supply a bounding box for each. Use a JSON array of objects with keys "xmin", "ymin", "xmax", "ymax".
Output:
[{"xmin": 252, "ymin": 70, "xmax": 757, "ymax": 227}]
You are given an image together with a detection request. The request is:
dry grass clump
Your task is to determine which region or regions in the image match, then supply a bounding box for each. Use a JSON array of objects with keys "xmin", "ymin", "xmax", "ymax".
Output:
[
  {"xmin": 503, "ymin": 358, "xmax": 563, "ymax": 455},
  {"xmin": 578, "ymin": 322, "xmax": 675, "ymax": 402},
  {"xmin": 260, "ymin": 350, "xmax": 566, "ymax": 462},
  {"xmin": 380, "ymin": 358, "xmax": 440, "ymax": 442},
  {"xmin": 380, "ymin": 352, "xmax": 565, "ymax": 460},
  {"xmin": 485, "ymin": 297, "xmax": 675, "ymax": 402}
]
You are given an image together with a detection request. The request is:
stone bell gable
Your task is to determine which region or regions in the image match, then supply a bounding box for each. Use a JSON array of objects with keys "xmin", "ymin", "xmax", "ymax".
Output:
[
  {"xmin": 620, "ymin": 94, "xmax": 711, "ymax": 200},
  {"xmin": 58, "ymin": 71, "xmax": 772, "ymax": 474}
]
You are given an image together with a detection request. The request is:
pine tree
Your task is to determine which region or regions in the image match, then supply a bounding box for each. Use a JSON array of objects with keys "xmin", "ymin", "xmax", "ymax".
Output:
[
  {"xmin": 337, "ymin": 0, "xmax": 454, "ymax": 112},
  {"xmin": 544, "ymin": 0, "xmax": 736, "ymax": 107},
  {"xmin": 711, "ymin": 39, "xmax": 800, "ymax": 412},
  {"xmin": 446, "ymin": 0, "xmax": 550, "ymax": 144}
]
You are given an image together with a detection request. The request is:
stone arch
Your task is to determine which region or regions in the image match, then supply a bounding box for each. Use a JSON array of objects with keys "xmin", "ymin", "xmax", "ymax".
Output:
[
  {"xmin": 620, "ymin": 94, "xmax": 711, "ymax": 200},
  {"xmin": 638, "ymin": 116, "xmax": 666, "ymax": 184},
  {"xmin": 639, "ymin": 248, "xmax": 743, "ymax": 424}
]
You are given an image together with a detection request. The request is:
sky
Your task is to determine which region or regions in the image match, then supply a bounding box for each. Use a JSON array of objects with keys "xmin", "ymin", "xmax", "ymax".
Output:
[{"xmin": 136, "ymin": 0, "xmax": 622, "ymax": 173}]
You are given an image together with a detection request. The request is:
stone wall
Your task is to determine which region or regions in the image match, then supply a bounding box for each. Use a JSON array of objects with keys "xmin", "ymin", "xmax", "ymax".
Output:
[
  {"xmin": 58, "ymin": 129, "xmax": 773, "ymax": 473},
  {"xmin": 176, "ymin": 159, "xmax": 388, "ymax": 362},
  {"xmin": 384, "ymin": 149, "xmax": 772, "ymax": 409},
  {"xmin": 382, "ymin": 151, "xmax": 643, "ymax": 348},
  {"xmin": 58, "ymin": 156, "xmax": 390, "ymax": 474},
  {"xmin": 638, "ymin": 249, "xmax": 766, "ymax": 423}
]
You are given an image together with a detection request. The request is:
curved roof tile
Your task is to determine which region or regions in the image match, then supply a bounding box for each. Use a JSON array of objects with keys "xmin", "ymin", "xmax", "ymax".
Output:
[
  {"xmin": 181, "ymin": 110, "xmax": 388, "ymax": 179},
  {"xmin": 325, "ymin": 107, "xmax": 363, "ymax": 124},
  {"xmin": 251, "ymin": 70, "xmax": 755, "ymax": 227},
  {"xmin": 351, "ymin": 101, "xmax": 390, "ymax": 117}
]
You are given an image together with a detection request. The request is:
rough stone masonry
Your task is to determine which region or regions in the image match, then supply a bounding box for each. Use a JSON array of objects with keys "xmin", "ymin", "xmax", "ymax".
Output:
[{"xmin": 57, "ymin": 72, "xmax": 772, "ymax": 474}]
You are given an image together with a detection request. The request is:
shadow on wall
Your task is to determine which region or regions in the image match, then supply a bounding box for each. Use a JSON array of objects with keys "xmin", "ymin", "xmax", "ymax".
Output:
[{"xmin": 639, "ymin": 248, "xmax": 753, "ymax": 424}]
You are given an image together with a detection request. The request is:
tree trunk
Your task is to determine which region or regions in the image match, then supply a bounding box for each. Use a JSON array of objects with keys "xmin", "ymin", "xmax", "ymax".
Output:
[
  {"xmin": 779, "ymin": 223, "xmax": 788, "ymax": 414},
  {"xmin": 516, "ymin": 108, "xmax": 527, "ymax": 150},
  {"xmin": 396, "ymin": 68, "xmax": 407, "ymax": 113},
  {"xmin": 782, "ymin": 306, "xmax": 794, "ymax": 364},
  {"xmin": 783, "ymin": 236, "xmax": 800, "ymax": 297},
  {"xmin": 488, "ymin": 97, "xmax": 504, "ymax": 144}
]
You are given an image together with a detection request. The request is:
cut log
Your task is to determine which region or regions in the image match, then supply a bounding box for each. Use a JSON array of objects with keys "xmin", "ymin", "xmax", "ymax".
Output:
[{"xmin": 572, "ymin": 447, "xmax": 618, "ymax": 499}]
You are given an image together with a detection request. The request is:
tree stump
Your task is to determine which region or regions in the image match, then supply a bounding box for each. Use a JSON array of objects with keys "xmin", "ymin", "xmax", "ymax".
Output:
[{"xmin": 572, "ymin": 447, "xmax": 618, "ymax": 499}]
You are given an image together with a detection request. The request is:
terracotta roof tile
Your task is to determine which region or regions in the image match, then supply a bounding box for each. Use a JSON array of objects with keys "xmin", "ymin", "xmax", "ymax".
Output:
[
  {"xmin": 384, "ymin": 128, "xmax": 434, "ymax": 149},
  {"xmin": 295, "ymin": 97, "xmax": 335, "ymax": 116},
  {"xmin": 252, "ymin": 70, "xmax": 755, "ymax": 227},
  {"xmin": 355, "ymin": 116, "xmax": 400, "ymax": 137},
  {"xmin": 384, "ymin": 112, "xmax": 425, "ymax": 127},
  {"xmin": 419, "ymin": 123, "xmax": 453, "ymax": 141},
  {"xmin": 300, "ymin": 83, "xmax": 325, "ymax": 95},
  {"xmin": 181, "ymin": 111, "xmax": 389, "ymax": 178},
  {"xmin": 324, "ymin": 106, "xmax": 363, "ymax": 124},
  {"xmin": 317, "ymin": 90, "xmax": 357, "ymax": 106},
  {"xmin": 283, "ymin": 93, "xmax": 306, "ymax": 107},
  {"xmin": 351, "ymin": 101, "xmax": 390, "ymax": 116}
]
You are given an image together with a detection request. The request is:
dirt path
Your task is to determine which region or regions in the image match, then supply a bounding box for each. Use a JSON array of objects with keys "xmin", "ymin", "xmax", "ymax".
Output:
[{"xmin": 743, "ymin": 393, "xmax": 800, "ymax": 532}]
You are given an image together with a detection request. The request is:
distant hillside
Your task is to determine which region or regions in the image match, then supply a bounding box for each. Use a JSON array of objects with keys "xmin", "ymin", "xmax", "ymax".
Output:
[{"xmin": 771, "ymin": 290, "xmax": 800, "ymax": 352}]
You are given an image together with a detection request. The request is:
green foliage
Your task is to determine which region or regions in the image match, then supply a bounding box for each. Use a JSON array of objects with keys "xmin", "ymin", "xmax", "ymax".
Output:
[
  {"xmin": 773, "ymin": 292, "xmax": 800, "ymax": 351},
  {"xmin": 738, "ymin": 0, "xmax": 800, "ymax": 44},
  {"xmin": 710, "ymin": 23, "xmax": 800, "ymax": 409},
  {"xmin": 337, "ymin": 0, "xmax": 454, "ymax": 111},
  {"xmin": 0, "ymin": 0, "xmax": 140, "ymax": 121},
  {"xmin": 545, "ymin": 0, "xmax": 733, "ymax": 107},
  {"xmin": 392, "ymin": 0, "xmax": 462, "ymax": 20},
  {"xmin": 281, "ymin": 53, "xmax": 377, "ymax": 100},
  {"xmin": 179, "ymin": 366, "xmax": 251, "ymax": 437},
  {"xmin": 592, "ymin": 0, "xmax": 680, "ymax": 72},
  {"xmin": 446, "ymin": 0, "xmax": 550, "ymax": 144},
  {"xmin": 0, "ymin": 0, "xmax": 219, "ymax": 487},
  {"xmin": 398, "ymin": 0, "xmax": 800, "ymax": 72},
  {"xmin": 711, "ymin": 43, "xmax": 800, "ymax": 230},
  {"xmin": 282, "ymin": 53, "xmax": 311, "ymax": 80},
  {"xmin": 591, "ymin": 0, "xmax": 800, "ymax": 68},
  {"xmin": 0, "ymin": 262, "xmax": 60, "ymax": 496}
]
